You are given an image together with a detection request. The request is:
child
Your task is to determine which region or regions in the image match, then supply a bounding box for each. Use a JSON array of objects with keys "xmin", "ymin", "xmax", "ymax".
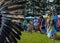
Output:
[
  {"xmin": 27, "ymin": 23, "xmax": 31, "ymax": 32},
  {"xmin": 28, "ymin": 19, "xmax": 34, "ymax": 33}
]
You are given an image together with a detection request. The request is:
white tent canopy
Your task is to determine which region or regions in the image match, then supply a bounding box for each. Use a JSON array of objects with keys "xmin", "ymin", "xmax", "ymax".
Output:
[{"xmin": 58, "ymin": 15, "xmax": 60, "ymax": 18}]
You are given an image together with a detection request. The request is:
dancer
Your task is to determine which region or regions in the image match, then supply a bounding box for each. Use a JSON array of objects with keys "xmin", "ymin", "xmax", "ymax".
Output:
[
  {"xmin": 40, "ymin": 16, "xmax": 46, "ymax": 34},
  {"xmin": 27, "ymin": 22, "xmax": 31, "ymax": 32},
  {"xmin": 53, "ymin": 14, "xmax": 58, "ymax": 31},
  {"xmin": 34, "ymin": 17, "xmax": 38, "ymax": 32},
  {"xmin": 37, "ymin": 16, "xmax": 41, "ymax": 31},
  {"xmin": 29, "ymin": 19, "xmax": 34, "ymax": 33},
  {"xmin": 22, "ymin": 20, "xmax": 27, "ymax": 31},
  {"xmin": 46, "ymin": 16, "xmax": 51, "ymax": 34},
  {"xmin": 47, "ymin": 17, "xmax": 57, "ymax": 39},
  {"xmin": 58, "ymin": 18, "xmax": 60, "ymax": 31}
]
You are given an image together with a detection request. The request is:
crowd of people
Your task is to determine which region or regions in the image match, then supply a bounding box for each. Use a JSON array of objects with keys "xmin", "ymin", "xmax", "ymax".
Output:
[{"xmin": 21, "ymin": 14, "xmax": 60, "ymax": 40}]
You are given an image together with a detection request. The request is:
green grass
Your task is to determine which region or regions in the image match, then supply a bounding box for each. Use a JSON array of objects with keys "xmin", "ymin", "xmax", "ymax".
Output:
[{"xmin": 17, "ymin": 31, "xmax": 60, "ymax": 43}]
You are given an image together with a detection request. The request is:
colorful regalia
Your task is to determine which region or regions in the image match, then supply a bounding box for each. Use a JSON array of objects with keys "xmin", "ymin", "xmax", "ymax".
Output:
[
  {"xmin": 46, "ymin": 16, "xmax": 51, "ymax": 34},
  {"xmin": 53, "ymin": 15, "xmax": 58, "ymax": 31},
  {"xmin": 34, "ymin": 18, "xmax": 38, "ymax": 31},
  {"xmin": 37, "ymin": 17, "xmax": 41, "ymax": 31},
  {"xmin": 40, "ymin": 18, "xmax": 46, "ymax": 34},
  {"xmin": 58, "ymin": 18, "xmax": 60, "ymax": 31},
  {"xmin": 29, "ymin": 19, "xmax": 34, "ymax": 33},
  {"xmin": 22, "ymin": 20, "xmax": 27, "ymax": 31},
  {"xmin": 27, "ymin": 23, "xmax": 31, "ymax": 32},
  {"xmin": 47, "ymin": 19, "xmax": 57, "ymax": 39}
]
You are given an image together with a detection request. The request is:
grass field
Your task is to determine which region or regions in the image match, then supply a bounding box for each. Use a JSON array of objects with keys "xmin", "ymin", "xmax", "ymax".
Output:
[{"xmin": 17, "ymin": 31, "xmax": 60, "ymax": 43}]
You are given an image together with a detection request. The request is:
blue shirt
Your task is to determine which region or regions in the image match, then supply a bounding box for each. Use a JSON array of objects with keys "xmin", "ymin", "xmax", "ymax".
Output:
[
  {"xmin": 34, "ymin": 18, "xmax": 38, "ymax": 26},
  {"xmin": 41, "ymin": 18, "xmax": 45, "ymax": 26},
  {"xmin": 53, "ymin": 15, "xmax": 58, "ymax": 19}
]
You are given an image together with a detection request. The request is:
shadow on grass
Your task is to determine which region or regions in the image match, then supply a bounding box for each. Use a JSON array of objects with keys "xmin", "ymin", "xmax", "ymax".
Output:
[{"xmin": 56, "ymin": 36, "xmax": 60, "ymax": 40}]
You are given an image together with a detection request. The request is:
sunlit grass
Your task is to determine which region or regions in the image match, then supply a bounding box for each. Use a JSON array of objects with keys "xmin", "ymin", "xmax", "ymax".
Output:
[{"xmin": 17, "ymin": 31, "xmax": 60, "ymax": 43}]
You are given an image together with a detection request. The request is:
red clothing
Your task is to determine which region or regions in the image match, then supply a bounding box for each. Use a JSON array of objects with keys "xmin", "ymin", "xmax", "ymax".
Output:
[
  {"xmin": 37, "ymin": 18, "xmax": 41, "ymax": 31},
  {"xmin": 37, "ymin": 23, "xmax": 40, "ymax": 31}
]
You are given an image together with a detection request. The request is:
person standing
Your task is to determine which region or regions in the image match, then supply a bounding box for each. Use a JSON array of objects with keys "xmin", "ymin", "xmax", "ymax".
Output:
[
  {"xmin": 46, "ymin": 16, "xmax": 51, "ymax": 34},
  {"xmin": 37, "ymin": 16, "xmax": 41, "ymax": 31},
  {"xmin": 53, "ymin": 14, "xmax": 58, "ymax": 31},
  {"xmin": 34, "ymin": 17, "xmax": 38, "ymax": 32},
  {"xmin": 47, "ymin": 16, "xmax": 57, "ymax": 39},
  {"xmin": 27, "ymin": 22, "xmax": 31, "ymax": 32},
  {"xmin": 29, "ymin": 19, "xmax": 34, "ymax": 33},
  {"xmin": 22, "ymin": 20, "xmax": 27, "ymax": 31},
  {"xmin": 40, "ymin": 16, "xmax": 46, "ymax": 34}
]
